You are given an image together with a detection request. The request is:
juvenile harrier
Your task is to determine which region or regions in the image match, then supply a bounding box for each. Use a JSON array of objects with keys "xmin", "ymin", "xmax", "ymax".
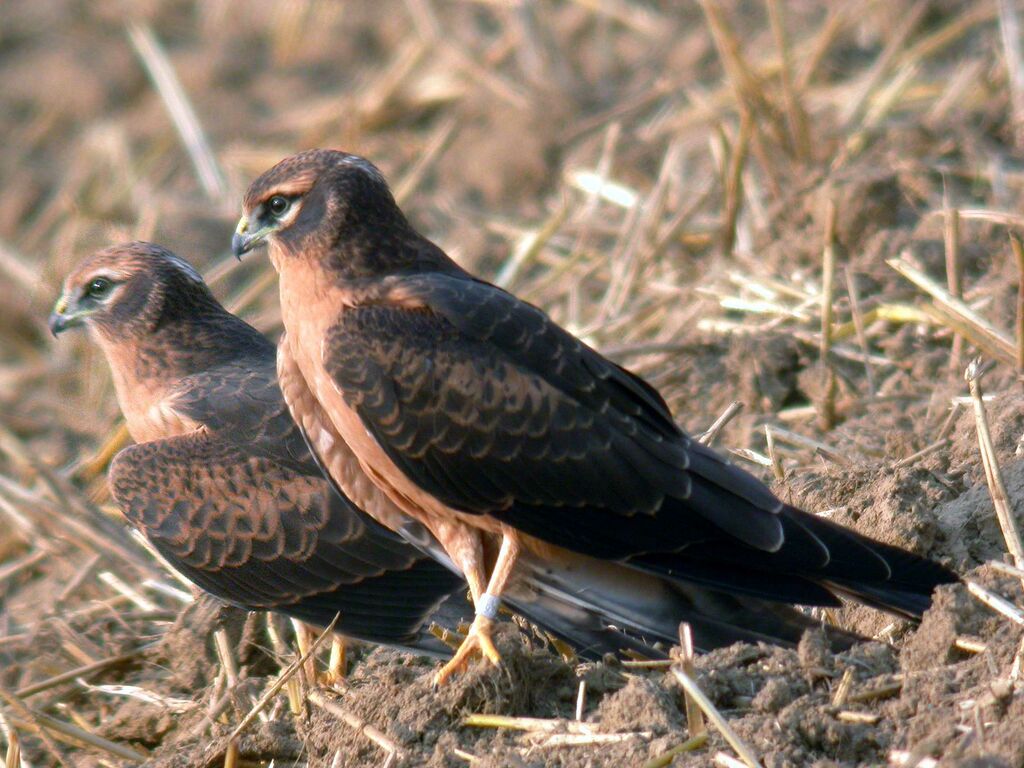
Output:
[
  {"xmin": 50, "ymin": 242, "xmax": 469, "ymax": 653},
  {"xmin": 232, "ymin": 150, "xmax": 957, "ymax": 682}
]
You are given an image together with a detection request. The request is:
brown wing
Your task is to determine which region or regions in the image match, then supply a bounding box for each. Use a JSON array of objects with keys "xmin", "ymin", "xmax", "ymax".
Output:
[
  {"xmin": 325, "ymin": 273, "xmax": 785, "ymax": 551},
  {"xmin": 108, "ymin": 431, "xmax": 467, "ymax": 652},
  {"xmin": 323, "ymin": 272, "xmax": 956, "ymax": 616},
  {"xmin": 172, "ymin": 352, "xmax": 318, "ymax": 476}
]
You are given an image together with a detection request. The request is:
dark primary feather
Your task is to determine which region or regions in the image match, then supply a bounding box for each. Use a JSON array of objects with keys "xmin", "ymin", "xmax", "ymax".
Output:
[
  {"xmin": 324, "ymin": 270, "xmax": 957, "ymax": 623},
  {"xmin": 406, "ymin": 524, "xmax": 864, "ymax": 658}
]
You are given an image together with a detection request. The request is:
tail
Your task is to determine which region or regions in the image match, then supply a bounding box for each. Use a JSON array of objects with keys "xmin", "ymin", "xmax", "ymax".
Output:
[
  {"xmin": 506, "ymin": 500, "xmax": 958, "ymax": 657},
  {"xmin": 396, "ymin": 505, "xmax": 957, "ymax": 659},
  {"xmin": 504, "ymin": 591, "xmax": 671, "ymax": 661},
  {"xmin": 628, "ymin": 504, "xmax": 958, "ymax": 622},
  {"xmin": 200, "ymin": 562, "xmax": 473, "ymax": 659},
  {"xmin": 509, "ymin": 549, "xmax": 864, "ymax": 657},
  {"xmin": 824, "ymin": 534, "xmax": 959, "ymax": 618}
]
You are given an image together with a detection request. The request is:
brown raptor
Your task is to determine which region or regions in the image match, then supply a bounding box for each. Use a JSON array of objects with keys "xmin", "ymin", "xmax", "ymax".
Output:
[{"xmin": 232, "ymin": 150, "xmax": 958, "ymax": 683}]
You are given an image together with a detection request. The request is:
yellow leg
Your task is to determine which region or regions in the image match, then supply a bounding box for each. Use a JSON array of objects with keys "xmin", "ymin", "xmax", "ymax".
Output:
[
  {"xmin": 434, "ymin": 528, "xmax": 521, "ymax": 686},
  {"xmin": 327, "ymin": 636, "xmax": 346, "ymax": 683},
  {"xmin": 291, "ymin": 619, "xmax": 317, "ymax": 683}
]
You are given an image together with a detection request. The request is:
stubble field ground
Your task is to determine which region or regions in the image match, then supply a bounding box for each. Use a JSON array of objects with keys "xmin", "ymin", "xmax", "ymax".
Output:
[{"xmin": 1, "ymin": 2, "xmax": 1024, "ymax": 766}]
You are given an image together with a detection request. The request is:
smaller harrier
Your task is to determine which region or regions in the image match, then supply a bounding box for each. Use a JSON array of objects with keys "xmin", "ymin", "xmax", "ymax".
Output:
[{"xmin": 50, "ymin": 241, "xmax": 470, "ymax": 654}]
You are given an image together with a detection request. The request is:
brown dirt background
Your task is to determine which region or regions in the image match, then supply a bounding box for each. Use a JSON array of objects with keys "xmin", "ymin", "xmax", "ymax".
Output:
[{"xmin": 2, "ymin": 1, "xmax": 1024, "ymax": 766}]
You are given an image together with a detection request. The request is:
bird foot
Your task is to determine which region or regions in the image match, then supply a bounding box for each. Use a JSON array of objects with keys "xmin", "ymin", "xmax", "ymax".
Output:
[{"xmin": 433, "ymin": 615, "xmax": 501, "ymax": 686}]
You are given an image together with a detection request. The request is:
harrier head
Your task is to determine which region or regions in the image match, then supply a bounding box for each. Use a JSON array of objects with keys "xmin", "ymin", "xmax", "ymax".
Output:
[
  {"xmin": 231, "ymin": 149, "xmax": 407, "ymax": 266},
  {"xmin": 49, "ymin": 241, "xmax": 207, "ymax": 341}
]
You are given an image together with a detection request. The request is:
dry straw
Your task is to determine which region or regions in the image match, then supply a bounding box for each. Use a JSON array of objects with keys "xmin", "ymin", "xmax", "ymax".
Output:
[{"xmin": 4, "ymin": 2, "xmax": 1024, "ymax": 765}]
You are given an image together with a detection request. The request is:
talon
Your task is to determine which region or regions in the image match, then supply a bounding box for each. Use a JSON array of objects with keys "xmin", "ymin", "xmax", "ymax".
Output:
[{"xmin": 433, "ymin": 615, "xmax": 502, "ymax": 686}]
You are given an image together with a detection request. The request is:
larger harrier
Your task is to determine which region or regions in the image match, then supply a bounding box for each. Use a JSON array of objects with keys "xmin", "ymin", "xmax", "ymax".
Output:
[{"xmin": 232, "ymin": 149, "xmax": 957, "ymax": 683}]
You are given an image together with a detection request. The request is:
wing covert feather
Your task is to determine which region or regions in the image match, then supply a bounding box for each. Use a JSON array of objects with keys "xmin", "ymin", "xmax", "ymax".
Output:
[
  {"xmin": 172, "ymin": 358, "xmax": 316, "ymax": 474},
  {"xmin": 109, "ymin": 432, "xmax": 465, "ymax": 647},
  {"xmin": 324, "ymin": 273, "xmax": 786, "ymax": 556},
  {"xmin": 321, "ymin": 272, "xmax": 957, "ymax": 614}
]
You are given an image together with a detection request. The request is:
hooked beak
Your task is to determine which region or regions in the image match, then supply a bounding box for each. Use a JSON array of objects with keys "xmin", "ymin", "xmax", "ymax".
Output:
[
  {"xmin": 48, "ymin": 296, "xmax": 85, "ymax": 337},
  {"xmin": 232, "ymin": 216, "xmax": 273, "ymax": 259}
]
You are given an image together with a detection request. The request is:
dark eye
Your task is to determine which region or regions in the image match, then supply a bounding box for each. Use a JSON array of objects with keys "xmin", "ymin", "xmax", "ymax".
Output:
[
  {"xmin": 86, "ymin": 277, "xmax": 112, "ymax": 299},
  {"xmin": 267, "ymin": 195, "xmax": 290, "ymax": 217}
]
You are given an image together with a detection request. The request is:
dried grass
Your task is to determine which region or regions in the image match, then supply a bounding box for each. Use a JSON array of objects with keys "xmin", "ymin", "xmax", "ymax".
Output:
[{"xmin": 1, "ymin": 1, "xmax": 1024, "ymax": 766}]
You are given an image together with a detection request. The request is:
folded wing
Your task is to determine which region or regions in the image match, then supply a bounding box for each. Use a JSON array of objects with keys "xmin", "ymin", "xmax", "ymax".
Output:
[
  {"xmin": 109, "ymin": 431, "xmax": 467, "ymax": 654},
  {"xmin": 323, "ymin": 272, "xmax": 956, "ymax": 620}
]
